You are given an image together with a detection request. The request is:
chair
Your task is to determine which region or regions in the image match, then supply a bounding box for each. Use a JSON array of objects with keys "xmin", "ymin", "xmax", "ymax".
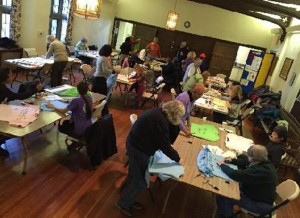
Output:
[
  {"xmin": 280, "ymin": 140, "xmax": 300, "ymax": 175},
  {"xmin": 140, "ymin": 83, "xmax": 166, "ymax": 108},
  {"xmin": 62, "ymin": 62, "xmax": 76, "ymax": 85},
  {"xmin": 129, "ymin": 114, "xmax": 138, "ymax": 126},
  {"xmin": 239, "ymin": 179, "xmax": 300, "ymax": 218},
  {"xmin": 24, "ymin": 48, "xmax": 38, "ymax": 58},
  {"xmin": 64, "ymin": 100, "xmax": 107, "ymax": 152},
  {"xmin": 226, "ymin": 107, "xmax": 255, "ymax": 135},
  {"xmin": 80, "ymin": 64, "xmax": 92, "ymax": 82},
  {"xmin": 216, "ymin": 73, "xmax": 227, "ymax": 79},
  {"xmin": 171, "ymin": 88, "xmax": 177, "ymax": 100}
]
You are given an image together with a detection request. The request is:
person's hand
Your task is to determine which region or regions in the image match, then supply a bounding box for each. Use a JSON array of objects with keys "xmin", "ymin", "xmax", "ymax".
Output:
[
  {"xmin": 179, "ymin": 158, "xmax": 184, "ymax": 166},
  {"xmin": 217, "ymin": 160, "xmax": 224, "ymax": 166},
  {"xmin": 36, "ymin": 83, "xmax": 44, "ymax": 92},
  {"xmin": 184, "ymin": 129, "xmax": 191, "ymax": 138},
  {"xmin": 47, "ymin": 102, "xmax": 54, "ymax": 109},
  {"xmin": 224, "ymin": 157, "xmax": 232, "ymax": 163}
]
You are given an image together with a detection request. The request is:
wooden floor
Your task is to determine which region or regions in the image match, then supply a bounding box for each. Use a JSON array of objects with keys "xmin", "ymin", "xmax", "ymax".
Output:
[{"xmin": 0, "ymin": 71, "xmax": 299, "ymax": 218}]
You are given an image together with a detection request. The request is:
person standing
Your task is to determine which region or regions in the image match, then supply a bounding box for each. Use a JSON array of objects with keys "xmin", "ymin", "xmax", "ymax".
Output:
[
  {"xmin": 116, "ymin": 100, "xmax": 185, "ymax": 216},
  {"xmin": 181, "ymin": 58, "xmax": 203, "ymax": 92},
  {"xmin": 146, "ymin": 37, "xmax": 161, "ymax": 59},
  {"xmin": 175, "ymin": 41, "xmax": 189, "ymax": 72},
  {"xmin": 92, "ymin": 44, "xmax": 117, "ymax": 115},
  {"xmin": 45, "ymin": 35, "xmax": 68, "ymax": 87}
]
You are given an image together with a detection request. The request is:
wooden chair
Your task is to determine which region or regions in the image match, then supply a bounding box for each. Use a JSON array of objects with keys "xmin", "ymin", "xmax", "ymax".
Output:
[
  {"xmin": 140, "ymin": 83, "xmax": 166, "ymax": 108},
  {"xmin": 80, "ymin": 64, "xmax": 92, "ymax": 82},
  {"xmin": 24, "ymin": 48, "xmax": 38, "ymax": 58},
  {"xmin": 280, "ymin": 139, "xmax": 300, "ymax": 176}
]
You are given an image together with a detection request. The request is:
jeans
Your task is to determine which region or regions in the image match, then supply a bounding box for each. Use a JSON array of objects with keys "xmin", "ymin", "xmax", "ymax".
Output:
[
  {"xmin": 216, "ymin": 192, "xmax": 273, "ymax": 217},
  {"xmin": 118, "ymin": 143, "xmax": 150, "ymax": 209}
]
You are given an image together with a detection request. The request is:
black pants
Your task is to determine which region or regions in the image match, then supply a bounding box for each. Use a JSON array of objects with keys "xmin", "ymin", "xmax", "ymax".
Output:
[
  {"xmin": 58, "ymin": 120, "xmax": 80, "ymax": 138},
  {"xmin": 92, "ymin": 76, "xmax": 109, "ymax": 115},
  {"xmin": 51, "ymin": 61, "xmax": 68, "ymax": 87}
]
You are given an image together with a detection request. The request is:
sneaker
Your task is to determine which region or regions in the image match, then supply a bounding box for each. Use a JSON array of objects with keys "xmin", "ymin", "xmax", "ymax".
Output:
[
  {"xmin": 66, "ymin": 142, "xmax": 80, "ymax": 152},
  {"xmin": 115, "ymin": 201, "xmax": 133, "ymax": 217},
  {"xmin": 131, "ymin": 202, "xmax": 144, "ymax": 210}
]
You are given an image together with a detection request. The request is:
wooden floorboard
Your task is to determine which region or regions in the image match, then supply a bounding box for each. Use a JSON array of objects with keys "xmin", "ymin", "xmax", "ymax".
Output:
[{"xmin": 0, "ymin": 71, "xmax": 299, "ymax": 217}]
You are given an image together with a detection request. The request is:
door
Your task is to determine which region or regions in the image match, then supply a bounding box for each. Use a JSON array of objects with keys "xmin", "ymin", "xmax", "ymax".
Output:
[
  {"xmin": 254, "ymin": 53, "xmax": 274, "ymax": 88},
  {"xmin": 208, "ymin": 41, "xmax": 239, "ymax": 80},
  {"xmin": 291, "ymin": 89, "xmax": 300, "ymax": 123},
  {"xmin": 132, "ymin": 24, "xmax": 157, "ymax": 52}
]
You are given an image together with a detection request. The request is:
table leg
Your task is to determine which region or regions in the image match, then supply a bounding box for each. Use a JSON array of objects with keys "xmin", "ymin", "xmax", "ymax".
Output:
[
  {"xmin": 162, "ymin": 180, "xmax": 178, "ymax": 214},
  {"xmin": 11, "ymin": 70, "xmax": 19, "ymax": 88},
  {"xmin": 21, "ymin": 137, "xmax": 28, "ymax": 175}
]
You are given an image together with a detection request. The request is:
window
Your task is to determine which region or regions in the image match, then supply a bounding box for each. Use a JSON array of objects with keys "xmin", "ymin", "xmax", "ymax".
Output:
[
  {"xmin": 49, "ymin": 0, "xmax": 70, "ymax": 42},
  {"xmin": 0, "ymin": 0, "xmax": 12, "ymax": 37}
]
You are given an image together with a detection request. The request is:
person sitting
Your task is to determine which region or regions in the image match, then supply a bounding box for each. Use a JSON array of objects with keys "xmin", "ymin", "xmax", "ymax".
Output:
[
  {"xmin": 202, "ymin": 70, "xmax": 211, "ymax": 86},
  {"xmin": 266, "ymin": 125, "xmax": 288, "ymax": 169},
  {"xmin": 45, "ymin": 35, "xmax": 69, "ymax": 87},
  {"xmin": 47, "ymin": 82, "xmax": 93, "ymax": 150},
  {"xmin": 216, "ymin": 144, "xmax": 277, "ymax": 218},
  {"xmin": 170, "ymin": 83, "xmax": 206, "ymax": 142},
  {"xmin": 162, "ymin": 58, "xmax": 179, "ymax": 90},
  {"xmin": 74, "ymin": 37, "xmax": 90, "ymax": 64},
  {"xmin": 181, "ymin": 58, "xmax": 203, "ymax": 92},
  {"xmin": 128, "ymin": 64, "xmax": 145, "ymax": 108},
  {"xmin": 213, "ymin": 84, "xmax": 243, "ymax": 124},
  {"xmin": 0, "ymin": 67, "xmax": 43, "ymax": 156}
]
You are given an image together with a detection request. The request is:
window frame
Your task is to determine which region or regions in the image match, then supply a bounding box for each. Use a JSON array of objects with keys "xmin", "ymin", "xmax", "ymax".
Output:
[
  {"xmin": 0, "ymin": 0, "xmax": 12, "ymax": 38},
  {"xmin": 49, "ymin": 0, "xmax": 69, "ymax": 42}
]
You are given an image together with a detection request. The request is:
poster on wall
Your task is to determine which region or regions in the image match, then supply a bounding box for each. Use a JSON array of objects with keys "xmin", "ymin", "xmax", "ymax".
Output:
[{"xmin": 240, "ymin": 50, "xmax": 264, "ymax": 94}]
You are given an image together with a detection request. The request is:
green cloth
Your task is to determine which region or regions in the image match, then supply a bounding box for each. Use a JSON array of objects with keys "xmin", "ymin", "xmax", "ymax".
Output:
[
  {"xmin": 191, "ymin": 123, "xmax": 219, "ymax": 142},
  {"xmin": 58, "ymin": 87, "xmax": 92, "ymax": 97}
]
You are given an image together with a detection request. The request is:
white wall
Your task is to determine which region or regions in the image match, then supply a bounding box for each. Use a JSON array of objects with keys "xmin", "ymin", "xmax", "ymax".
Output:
[
  {"xmin": 269, "ymin": 32, "xmax": 300, "ymax": 111},
  {"xmin": 19, "ymin": 0, "xmax": 51, "ymax": 56},
  {"xmin": 71, "ymin": 0, "xmax": 117, "ymax": 49},
  {"xmin": 115, "ymin": 0, "xmax": 274, "ymax": 48},
  {"xmin": 18, "ymin": 0, "xmax": 116, "ymax": 56}
]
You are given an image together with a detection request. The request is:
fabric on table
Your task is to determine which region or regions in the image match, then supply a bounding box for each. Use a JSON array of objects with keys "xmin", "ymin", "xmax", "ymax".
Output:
[
  {"xmin": 197, "ymin": 147, "xmax": 237, "ymax": 180},
  {"xmin": 225, "ymin": 133, "xmax": 253, "ymax": 154},
  {"xmin": 148, "ymin": 150, "xmax": 184, "ymax": 180},
  {"xmin": 191, "ymin": 123, "xmax": 220, "ymax": 142}
]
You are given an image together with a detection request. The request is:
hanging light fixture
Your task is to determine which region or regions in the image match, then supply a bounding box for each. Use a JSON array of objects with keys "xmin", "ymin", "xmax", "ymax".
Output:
[
  {"xmin": 166, "ymin": 0, "xmax": 179, "ymax": 31},
  {"xmin": 74, "ymin": 0, "xmax": 102, "ymax": 20}
]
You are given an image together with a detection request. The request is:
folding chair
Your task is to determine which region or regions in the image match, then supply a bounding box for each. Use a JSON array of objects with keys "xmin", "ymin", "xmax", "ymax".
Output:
[
  {"xmin": 80, "ymin": 64, "xmax": 92, "ymax": 82},
  {"xmin": 62, "ymin": 62, "xmax": 76, "ymax": 85},
  {"xmin": 64, "ymin": 100, "xmax": 107, "ymax": 152},
  {"xmin": 24, "ymin": 48, "xmax": 38, "ymax": 58},
  {"xmin": 226, "ymin": 107, "xmax": 255, "ymax": 136},
  {"xmin": 171, "ymin": 88, "xmax": 177, "ymax": 100},
  {"xmin": 238, "ymin": 179, "xmax": 300, "ymax": 218},
  {"xmin": 140, "ymin": 83, "xmax": 166, "ymax": 108}
]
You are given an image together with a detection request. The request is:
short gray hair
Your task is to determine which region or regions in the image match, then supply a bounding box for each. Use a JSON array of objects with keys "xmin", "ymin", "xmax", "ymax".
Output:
[
  {"xmin": 46, "ymin": 35, "xmax": 55, "ymax": 43},
  {"xmin": 162, "ymin": 100, "xmax": 185, "ymax": 125},
  {"xmin": 247, "ymin": 144, "xmax": 268, "ymax": 163}
]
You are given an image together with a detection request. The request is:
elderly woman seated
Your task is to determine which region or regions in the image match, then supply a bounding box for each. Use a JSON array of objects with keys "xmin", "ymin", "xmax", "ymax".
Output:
[{"xmin": 216, "ymin": 144, "xmax": 277, "ymax": 218}]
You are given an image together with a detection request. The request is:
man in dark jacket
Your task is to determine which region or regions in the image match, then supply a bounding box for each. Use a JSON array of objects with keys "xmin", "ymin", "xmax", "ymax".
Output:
[
  {"xmin": 216, "ymin": 145, "xmax": 277, "ymax": 218},
  {"xmin": 116, "ymin": 100, "xmax": 185, "ymax": 217}
]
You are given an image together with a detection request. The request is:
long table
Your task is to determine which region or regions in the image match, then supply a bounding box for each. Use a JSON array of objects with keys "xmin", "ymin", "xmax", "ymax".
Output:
[
  {"xmin": 5, "ymin": 57, "xmax": 81, "ymax": 86},
  {"xmin": 0, "ymin": 104, "xmax": 64, "ymax": 174},
  {"xmin": 194, "ymin": 94, "xmax": 229, "ymax": 114},
  {"xmin": 162, "ymin": 117, "xmax": 240, "ymax": 213}
]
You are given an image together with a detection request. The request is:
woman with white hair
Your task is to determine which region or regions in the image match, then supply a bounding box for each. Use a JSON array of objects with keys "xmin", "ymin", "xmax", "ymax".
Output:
[
  {"xmin": 116, "ymin": 100, "xmax": 185, "ymax": 216},
  {"xmin": 216, "ymin": 145, "xmax": 277, "ymax": 218},
  {"xmin": 45, "ymin": 35, "xmax": 68, "ymax": 87}
]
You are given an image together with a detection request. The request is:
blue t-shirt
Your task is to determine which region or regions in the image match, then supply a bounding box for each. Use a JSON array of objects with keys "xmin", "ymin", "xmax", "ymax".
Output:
[{"xmin": 67, "ymin": 96, "xmax": 93, "ymax": 136}]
